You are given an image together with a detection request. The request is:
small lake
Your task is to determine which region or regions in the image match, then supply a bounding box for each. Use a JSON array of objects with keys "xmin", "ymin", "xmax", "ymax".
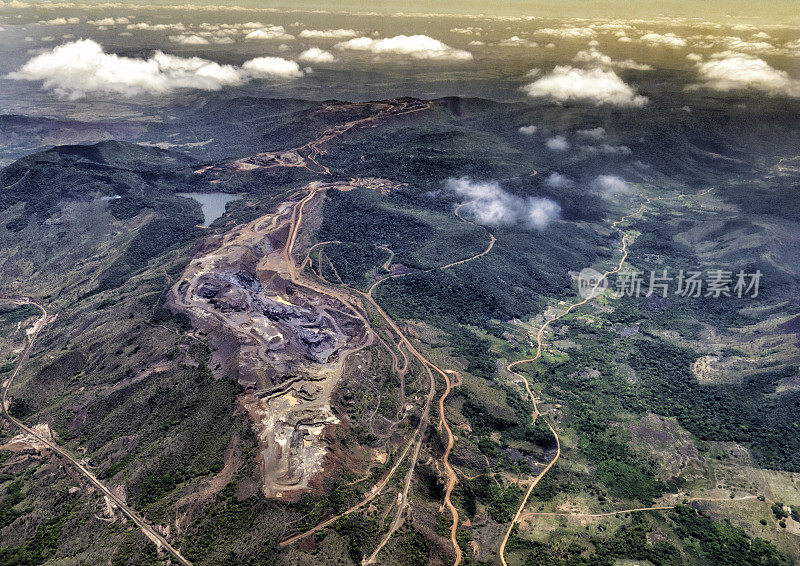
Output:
[{"xmin": 177, "ymin": 192, "xmax": 242, "ymax": 227}]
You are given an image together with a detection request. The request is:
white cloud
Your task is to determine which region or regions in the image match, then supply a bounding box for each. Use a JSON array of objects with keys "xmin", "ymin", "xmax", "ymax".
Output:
[
  {"xmin": 545, "ymin": 172, "xmax": 574, "ymax": 188},
  {"xmin": 451, "ymin": 27, "xmax": 482, "ymax": 35},
  {"xmin": 581, "ymin": 144, "xmax": 632, "ymax": 155},
  {"xmin": 695, "ymin": 51, "xmax": 800, "ymax": 96},
  {"xmin": 546, "ymin": 135, "xmax": 571, "ymax": 151},
  {"xmin": 639, "ymin": 32, "xmax": 687, "ymax": 48},
  {"xmin": 518, "ymin": 125, "xmax": 537, "ymax": 135},
  {"xmin": 498, "ymin": 35, "xmax": 537, "ymax": 47},
  {"xmin": 127, "ymin": 22, "xmax": 186, "ymax": 31},
  {"xmin": 299, "ymin": 28, "xmax": 358, "ymax": 39},
  {"xmin": 6, "ymin": 39, "xmax": 304, "ymax": 99},
  {"xmin": 577, "ymin": 127, "xmax": 605, "ymax": 139},
  {"xmin": 717, "ymin": 36, "xmax": 777, "ymax": 54},
  {"xmin": 446, "ymin": 177, "xmax": 560, "ymax": 230},
  {"xmin": 242, "ymin": 56, "xmax": 304, "ymax": 78},
  {"xmin": 39, "ymin": 17, "xmax": 79, "ymax": 25},
  {"xmin": 299, "ymin": 47, "xmax": 336, "ymax": 63},
  {"xmin": 526, "ymin": 198, "xmax": 563, "ymax": 230},
  {"xmin": 686, "ymin": 52, "xmax": 703, "ymax": 62},
  {"xmin": 245, "ymin": 26, "xmax": 294, "ymax": 41},
  {"xmin": 169, "ymin": 34, "xmax": 210, "ymax": 45},
  {"xmin": 523, "ymin": 66, "xmax": 648, "ymax": 107},
  {"xmin": 212, "ymin": 36, "xmax": 235, "ymax": 45},
  {"xmin": 468, "ymin": 40, "xmax": 485, "ymax": 46},
  {"xmin": 334, "ymin": 34, "xmax": 473, "ymax": 60},
  {"xmin": 572, "ymin": 47, "xmax": 653, "ymax": 71},
  {"xmin": 87, "ymin": 17, "xmax": 130, "ymax": 26},
  {"xmin": 591, "ymin": 174, "xmax": 630, "ymax": 194},
  {"xmin": 536, "ymin": 26, "xmax": 595, "ymax": 39}
]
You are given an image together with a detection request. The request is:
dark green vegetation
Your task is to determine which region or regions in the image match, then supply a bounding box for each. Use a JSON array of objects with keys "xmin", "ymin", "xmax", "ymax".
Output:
[
  {"xmin": 0, "ymin": 479, "xmax": 25, "ymax": 529},
  {"xmin": 311, "ymin": 242, "xmax": 389, "ymax": 290},
  {"xmin": 0, "ymin": 141, "xmax": 196, "ymax": 231},
  {"xmin": 461, "ymin": 474, "xmax": 523, "ymax": 523},
  {"xmin": 0, "ymin": 304, "xmax": 39, "ymax": 326},
  {"xmin": 1, "ymin": 90, "xmax": 800, "ymax": 565},
  {"xmin": 626, "ymin": 339, "xmax": 800, "ymax": 471}
]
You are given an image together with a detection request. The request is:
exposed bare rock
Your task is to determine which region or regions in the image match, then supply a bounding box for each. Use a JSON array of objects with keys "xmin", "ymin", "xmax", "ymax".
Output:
[{"xmin": 168, "ymin": 185, "xmax": 373, "ymax": 498}]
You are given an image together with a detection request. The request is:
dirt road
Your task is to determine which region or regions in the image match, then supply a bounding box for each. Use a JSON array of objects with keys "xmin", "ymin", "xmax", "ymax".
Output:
[
  {"xmin": 0, "ymin": 298, "xmax": 193, "ymax": 566},
  {"xmin": 498, "ymin": 201, "xmax": 646, "ymax": 566},
  {"xmin": 281, "ymin": 193, "xmax": 500, "ymax": 565}
]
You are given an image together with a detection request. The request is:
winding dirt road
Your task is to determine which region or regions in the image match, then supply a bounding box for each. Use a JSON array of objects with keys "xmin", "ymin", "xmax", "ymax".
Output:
[
  {"xmin": 281, "ymin": 193, "xmax": 498, "ymax": 565},
  {"xmin": 498, "ymin": 201, "xmax": 646, "ymax": 566},
  {"xmin": 0, "ymin": 298, "xmax": 193, "ymax": 566}
]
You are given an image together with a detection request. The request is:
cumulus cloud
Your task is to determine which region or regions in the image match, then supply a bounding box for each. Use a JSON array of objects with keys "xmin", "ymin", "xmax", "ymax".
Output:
[
  {"xmin": 39, "ymin": 17, "xmax": 79, "ymax": 25},
  {"xmin": 498, "ymin": 36, "xmax": 537, "ymax": 47},
  {"xmin": 695, "ymin": 51, "xmax": 800, "ymax": 96},
  {"xmin": 6, "ymin": 39, "xmax": 303, "ymax": 99},
  {"xmin": 87, "ymin": 17, "xmax": 129, "ymax": 26},
  {"xmin": 577, "ymin": 127, "xmax": 606, "ymax": 139},
  {"xmin": 242, "ymin": 56, "xmax": 304, "ymax": 78},
  {"xmin": 536, "ymin": 26, "xmax": 595, "ymax": 39},
  {"xmin": 526, "ymin": 198, "xmax": 563, "ymax": 229},
  {"xmin": 639, "ymin": 32, "xmax": 687, "ymax": 48},
  {"xmin": 545, "ymin": 172, "xmax": 574, "ymax": 188},
  {"xmin": 245, "ymin": 26, "xmax": 294, "ymax": 41},
  {"xmin": 334, "ymin": 34, "xmax": 473, "ymax": 60},
  {"xmin": 686, "ymin": 52, "xmax": 703, "ymax": 62},
  {"xmin": 546, "ymin": 135, "xmax": 571, "ymax": 151},
  {"xmin": 299, "ymin": 47, "xmax": 336, "ymax": 63},
  {"xmin": 591, "ymin": 174, "xmax": 630, "ymax": 194},
  {"xmin": 572, "ymin": 47, "xmax": 653, "ymax": 71},
  {"xmin": 128, "ymin": 22, "xmax": 186, "ymax": 31},
  {"xmin": 451, "ymin": 27, "xmax": 482, "ymax": 35},
  {"xmin": 446, "ymin": 177, "xmax": 561, "ymax": 230},
  {"xmin": 581, "ymin": 144, "xmax": 632, "ymax": 155},
  {"xmin": 518, "ymin": 125, "xmax": 537, "ymax": 135},
  {"xmin": 169, "ymin": 34, "xmax": 210, "ymax": 45},
  {"xmin": 719, "ymin": 36, "xmax": 776, "ymax": 54},
  {"xmin": 299, "ymin": 28, "xmax": 358, "ymax": 39},
  {"xmin": 523, "ymin": 66, "xmax": 648, "ymax": 107}
]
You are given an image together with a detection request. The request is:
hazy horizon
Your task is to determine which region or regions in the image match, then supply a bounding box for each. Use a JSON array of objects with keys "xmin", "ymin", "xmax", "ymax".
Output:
[{"xmin": 11, "ymin": 0, "xmax": 798, "ymax": 24}]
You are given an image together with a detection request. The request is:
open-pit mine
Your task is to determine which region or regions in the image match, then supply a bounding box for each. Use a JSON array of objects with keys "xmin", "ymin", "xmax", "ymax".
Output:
[{"xmin": 168, "ymin": 181, "xmax": 383, "ymax": 499}]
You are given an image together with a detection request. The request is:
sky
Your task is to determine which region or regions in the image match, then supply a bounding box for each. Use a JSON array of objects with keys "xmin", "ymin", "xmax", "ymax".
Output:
[
  {"xmin": 1, "ymin": 0, "xmax": 800, "ymax": 119},
  {"xmin": 0, "ymin": 0, "xmax": 799, "ymax": 166},
  {"xmin": 66, "ymin": 0, "xmax": 800, "ymax": 24}
]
